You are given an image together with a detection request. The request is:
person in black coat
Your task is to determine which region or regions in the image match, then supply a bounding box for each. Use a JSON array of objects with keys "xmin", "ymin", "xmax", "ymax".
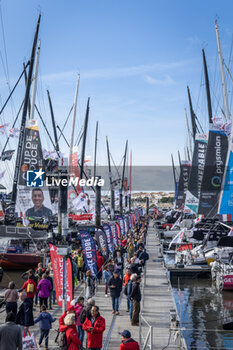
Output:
[
  {"xmin": 108, "ymin": 271, "xmax": 122, "ymax": 315},
  {"xmin": 130, "ymin": 275, "xmax": 141, "ymax": 326},
  {"xmin": 129, "ymin": 257, "xmax": 141, "ymax": 275},
  {"xmin": 136, "ymin": 247, "xmax": 149, "ymax": 267},
  {"xmin": 16, "ymin": 292, "xmax": 34, "ymax": 335}
]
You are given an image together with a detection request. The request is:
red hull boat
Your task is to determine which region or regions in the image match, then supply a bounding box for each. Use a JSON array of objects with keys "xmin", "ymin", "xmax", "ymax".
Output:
[{"xmin": 0, "ymin": 253, "xmax": 42, "ymax": 270}]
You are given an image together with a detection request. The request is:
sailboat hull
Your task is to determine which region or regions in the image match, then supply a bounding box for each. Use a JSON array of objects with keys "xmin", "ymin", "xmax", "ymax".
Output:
[{"xmin": 0, "ymin": 252, "xmax": 42, "ymax": 270}]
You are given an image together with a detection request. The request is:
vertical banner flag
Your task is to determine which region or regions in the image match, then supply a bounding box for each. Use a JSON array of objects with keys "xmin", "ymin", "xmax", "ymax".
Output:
[
  {"xmin": 49, "ymin": 244, "xmax": 63, "ymax": 307},
  {"xmin": 103, "ymin": 223, "xmax": 114, "ymax": 254},
  {"xmin": 80, "ymin": 230, "xmax": 98, "ymax": 277},
  {"xmin": 115, "ymin": 222, "xmax": 121, "ymax": 245},
  {"xmin": 66, "ymin": 257, "xmax": 73, "ymax": 308},
  {"xmin": 123, "ymin": 216, "xmax": 129, "ymax": 233},
  {"xmin": 111, "ymin": 224, "xmax": 118, "ymax": 247},
  {"xmin": 198, "ymin": 124, "xmax": 228, "ymax": 217},
  {"xmin": 185, "ymin": 134, "xmax": 208, "ymax": 214},
  {"xmin": 118, "ymin": 216, "xmax": 126, "ymax": 236},
  {"xmin": 95, "ymin": 229, "xmax": 109, "ymax": 255},
  {"xmin": 176, "ymin": 161, "xmax": 191, "ymax": 209},
  {"xmin": 128, "ymin": 214, "xmax": 132, "ymax": 228},
  {"xmin": 49, "ymin": 244, "xmax": 73, "ymax": 308}
]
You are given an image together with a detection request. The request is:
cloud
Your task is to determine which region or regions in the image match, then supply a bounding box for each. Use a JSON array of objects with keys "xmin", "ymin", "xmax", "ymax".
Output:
[
  {"xmin": 42, "ymin": 59, "xmax": 193, "ymax": 82},
  {"xmin": 144, "ymin": 74, "xmax": 175, "ymax": 86},
  {"xmin": 185, "ymin": 35, "xmax": 201, "ymax": 46}
]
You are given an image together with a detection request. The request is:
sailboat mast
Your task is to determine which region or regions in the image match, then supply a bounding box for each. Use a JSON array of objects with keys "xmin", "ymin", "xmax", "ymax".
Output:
[
  {"xmin": 202, "ymin": 49, "xmax": 213, "ymax": 124},
  {"xmin": 187, "ymin": 86, "xmax": 196, "ymax": 142},
  {"xmin": 129, "ymin": 150, "xmax": 132, "ymax": 211},
  {"xmin": 120, "ymin": 140, "xmax": 128, "ymax": 214},
  {"xmin": 106, "ymin": 136, "xmax": 115, "ymax": 219},
  {"xmin": 29, "ymin": 39, "xmax": 41, "ymax": 120},
  {"xmin": 93, "ymin": 121, "xmax": 98, "ymax": 179},
  {"xmin": 215, "ymin": 20, "xmax": 230, "ymax": 120},
  {"xmin": 185, "ymin": 107, "xmax": 192, "ymax": 156},
  {"xmin": 171, "ymin": 154, "xmax": 176, "ymax": 188},
  {"xmin": 69, "ymin": 75, "xmax": 80, "ymax": 168},
  {"xmin": 121, "ymin": 140, "xmax": 128, "ymax": 192},
  {"xmin": 47, "ymin": 90, "xmax": 59, "ymax": 152},
  {"xmin": 11, "ymin": 15, "xmax": 41, "ymax": 206},
  {"xmin": 80, "ymin": 98, "xmax": 90, "ymax": 179}
]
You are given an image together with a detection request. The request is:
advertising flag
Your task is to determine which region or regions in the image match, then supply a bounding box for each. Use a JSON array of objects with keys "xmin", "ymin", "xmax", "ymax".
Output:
[
  {"xmin": 111, "ymin": 224, "xmax": 118, "ymax": 247},
  {"xmin": 80, "ymin": 230, "xmax": 98, "ymax": 277},
  {"xmin": 118, "ymin": 216, "xmax": 126, "ymax": 236},
  {"xmin": 115, "ymin": 222, "xmax": 121, "ymax": 245},
  {"xmin": 66, "ymin": 257, "xmax": 73, "ymax": 308},
  {"xmin": 198, "ymin": 125, "xmax": 228, "ymax": 217},
  {"xmin": 185, "ymin": 134, "xmax": 207, "ymax": 214},
  {"xmin": 103, "ymin": 223, "xmax": 114, "ymax": 254},
  {"xmin": 49, "ymin": 244, "xmax": 74, "ymax": 308},
  {"xmin": 95, "ymin": 229, "xmax": 109, "ymax": 254}
]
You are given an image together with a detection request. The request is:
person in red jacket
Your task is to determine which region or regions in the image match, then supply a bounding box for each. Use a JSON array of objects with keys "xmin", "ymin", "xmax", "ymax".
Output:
[
  {"xmin": 21, "ymin": 273, "xmax": 37, "ymax": 300},
  {"xmin": 119, "ymin": 330, "xmax": 140, "ymax": 350},
  {"xmin": 59, "ymin": 305, "xmax": 76, "ymax": 332},
  {"xmin": 96, "ymin": 251, "xmax": 104, "ymax": 284},
  {"xmin": 83, "ymin": 305, "xmax": 105, "ymax": 350},
  {"xmin": 63, "ymin": 313, "xmax": 81, "ymax": 350}
]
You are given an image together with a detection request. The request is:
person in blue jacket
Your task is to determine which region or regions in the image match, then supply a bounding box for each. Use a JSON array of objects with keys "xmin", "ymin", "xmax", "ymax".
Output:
[{"xmin": 34, "ymin": 304, "xmax": 56, "ymax": 349}]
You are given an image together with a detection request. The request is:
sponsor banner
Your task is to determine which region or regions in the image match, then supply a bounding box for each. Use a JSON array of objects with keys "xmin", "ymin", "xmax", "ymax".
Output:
[
  {"xmin": 80, "ymin": 230, "xmax": 98, "ymax": 277},
  {"xmin": 198, "ymin": 128, "xmax": 228, "ymax": 217},
  {"xmin": 69, "ymin": 190, "xmax": 95, "ymax": 222},
  {"xmin": 66, "ymin": 257, "xmax": 73, "ymax": 308},
  {"xmin": 128, "ymin": 214, "xmax": 132, "ymax": 228},
  {"xmin": 118, "ymin": 216, "xmax": 126, "ymax": 236},
  {"xmin": 16, "ymin": 185, "xmax": 53, "ymax": 219},
  {"xmin": 49, "ymin": 244, "xmax": 64, "ymax": 308},
  {"xmin": 69, "ymin": 213, "xmax": 93, "ymax": 221},
  {"xmin": 219, "ymin": 129, "xmax": 233, "ymax": 216},
  {"xmin": 19, "ymin": 119, "xmax": 44, "ymax": 186},
  {"xmin": 176, "ymin": 161, "xmax": 191, "ymax": 209},
  {"xmin": 129, "ymin": 213, "xmax": 134, "ymax": 227},
  {"xmin": 103, "ymin": 223, "xmax": 114, "ymax": 254},
  {"xmin": 70, "ymin": 150, "xmax": 82, "ymax": 193},
  {"xmin": 185, "ymin": 134, "xmax": 208, "ymax": 214},
  {"xmin": 95, "ymin": 229, "xmax": 109, "ymax": 255},
  {"xmin": 111, "ymin": 223, "xmax": 118, "ymax": 247},
  {"xmin": 115, "ymin": 222, "xmax": 121, "ymax": 245},
  {"xmin": 123, "ymin": 216, "xmax": 129, "ymax": 233}
]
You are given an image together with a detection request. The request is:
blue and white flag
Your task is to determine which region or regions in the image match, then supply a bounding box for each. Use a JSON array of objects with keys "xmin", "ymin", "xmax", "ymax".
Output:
[
  {"xmin": 80, "ymin": 230, "xmax": 97, "ymax": 277},
  {"xmin": 103, "ymin": 223, "xmax": 114, "ymax": 254}
]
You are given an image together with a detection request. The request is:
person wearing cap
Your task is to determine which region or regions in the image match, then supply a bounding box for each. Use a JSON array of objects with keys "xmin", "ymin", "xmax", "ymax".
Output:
[
  {"xmin": 119, "ymin": 330, "xmax": 140, "ymax": 350},
  {"xmin": 108, "ymin": 270, "xmax": 122, "ymax": 315}
]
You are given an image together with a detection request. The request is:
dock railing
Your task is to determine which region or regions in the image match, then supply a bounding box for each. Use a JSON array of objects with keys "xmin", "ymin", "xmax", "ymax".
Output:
[
  {"xmin": 139, "ymin": 313, "xmax": 153, "ymax": 350},
  {"xmin": 139, "ymin": 236, "xmax": 153, "ymax": 350}
]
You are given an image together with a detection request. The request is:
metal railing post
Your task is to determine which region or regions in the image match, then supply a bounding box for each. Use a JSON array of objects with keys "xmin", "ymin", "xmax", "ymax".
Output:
[
  {"xmin": 150, "ymin": 325, "xmax": 153, "ymax": 350},
  {"xmin": 139, "ymin": 313, "xmax": 142, "ymax": 349}
]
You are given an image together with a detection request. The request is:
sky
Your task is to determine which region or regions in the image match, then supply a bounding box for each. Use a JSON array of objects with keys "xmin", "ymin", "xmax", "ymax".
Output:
[{"xmin": 0, "ymin": 0, "xmax": 233, "ymax": 191}]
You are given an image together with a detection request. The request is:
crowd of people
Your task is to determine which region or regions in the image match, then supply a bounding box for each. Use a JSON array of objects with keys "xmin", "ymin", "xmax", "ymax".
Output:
[{"xmin": 0, "ymin": 216, "xmax": 149, "ymax": 349}]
